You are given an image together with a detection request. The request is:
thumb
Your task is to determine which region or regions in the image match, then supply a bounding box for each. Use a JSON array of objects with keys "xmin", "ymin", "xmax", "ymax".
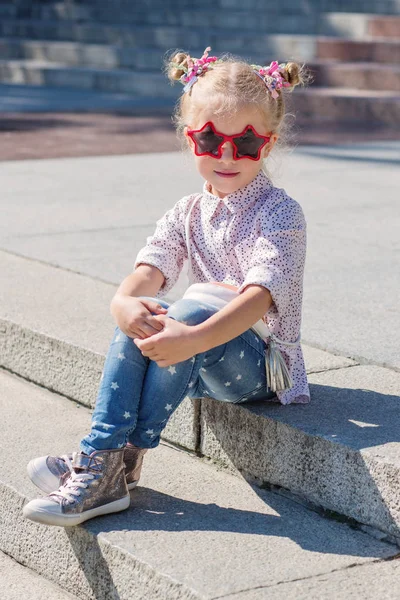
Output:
[{"xmin": 140, "ymin": 299, "xmax": 168, "ymax": 314}]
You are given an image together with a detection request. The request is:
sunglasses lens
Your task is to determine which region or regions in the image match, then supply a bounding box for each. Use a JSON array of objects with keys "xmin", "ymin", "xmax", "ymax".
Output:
[
  {"xmin": 192, "ymin": 126, "xmax": 224, "ymax": 156},
  {"xmin": 233, "ymin": 129, "xmax": 268, "ymax": 159}
]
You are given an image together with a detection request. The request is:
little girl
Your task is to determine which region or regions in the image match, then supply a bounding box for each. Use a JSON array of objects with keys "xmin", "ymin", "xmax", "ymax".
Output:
[{"xmin": 23, "ymin": 47, "xmax": 310, "ymax": 527}]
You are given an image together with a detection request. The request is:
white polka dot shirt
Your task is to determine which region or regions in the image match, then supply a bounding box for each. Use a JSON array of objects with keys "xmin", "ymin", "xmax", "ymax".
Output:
[{"xmin": 135, "ymin": 170, "xmax": 310, "ymax": 405}]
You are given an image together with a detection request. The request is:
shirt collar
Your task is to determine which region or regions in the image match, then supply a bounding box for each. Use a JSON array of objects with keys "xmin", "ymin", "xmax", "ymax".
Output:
[{"xmin": 202, "ymin": 170, "xmax": 273, "ymax": 217}]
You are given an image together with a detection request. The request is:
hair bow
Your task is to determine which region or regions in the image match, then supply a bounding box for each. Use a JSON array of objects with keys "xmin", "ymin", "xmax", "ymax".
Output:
[{"xmin": 252, "ymin": 61, "xmax": 291, "ymax": 99}]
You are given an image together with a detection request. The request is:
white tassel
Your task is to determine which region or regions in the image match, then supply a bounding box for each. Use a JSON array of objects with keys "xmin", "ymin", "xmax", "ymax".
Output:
[{"xmin": 264, "ymin": 336, "xmax": 293, "ymax": 392}]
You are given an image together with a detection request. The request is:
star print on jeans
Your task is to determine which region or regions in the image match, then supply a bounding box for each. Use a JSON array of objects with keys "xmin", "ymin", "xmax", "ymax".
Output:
[{"xmin": 111, "ymin": 381, "xmax": 119, "ymax": 390}]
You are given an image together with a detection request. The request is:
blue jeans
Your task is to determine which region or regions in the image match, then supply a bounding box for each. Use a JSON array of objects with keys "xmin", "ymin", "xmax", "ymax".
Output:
[{"xmin": 80, "ymin": 297, "xmax": 276, "ymax": 454}]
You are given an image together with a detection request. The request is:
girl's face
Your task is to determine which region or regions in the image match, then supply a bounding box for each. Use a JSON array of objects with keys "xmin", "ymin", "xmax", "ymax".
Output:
[{"xmin": 185, "ymin": 104, "xmax": 278, "ymax": 198}]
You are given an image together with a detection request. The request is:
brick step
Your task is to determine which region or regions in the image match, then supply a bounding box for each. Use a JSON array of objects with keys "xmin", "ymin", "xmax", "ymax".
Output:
[
  {"xmin": 316, "ymin": 36, "xmax": 400, "ymax": 63},
  {"xmin": 309, "ymin": 60, "xmax": 400, "ymax": 92},
  {"xmin": 318, "ymin": 12, "xmax": 400, "ymax": 40},
  {"xmin": 294, "ymin": 87, "xmax": 400, "ymax": 125},
  {"xmin": 2, "ymin": 368, "xmax": 397, "ymax": 599},
  {"xmin": 368, "ymin": 15, "xmax": 400, "ymax": 38},
  {"xmin": 0, "ymin": 19, "xmax": 317, "ymax": 60},
  {"xmin": 1, "ymin": 250, "xmax": 400, "ymax": 544}
]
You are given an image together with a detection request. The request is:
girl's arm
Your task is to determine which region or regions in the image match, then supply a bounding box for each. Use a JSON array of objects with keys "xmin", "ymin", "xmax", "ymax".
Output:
[
  {"xmin": 192, "ymin": 284, "xmax": 273, "ymax": 353},
  {"xmin": 111, "ymin": 263, "xmax": 165, "ymax": 307},
  {"xmin": 110, "ymin": 264, "xmax": 167, "ymax": 339},
  {"xmin": 135, "ymin": 284, "xmax": 272, "ymax": 367}
]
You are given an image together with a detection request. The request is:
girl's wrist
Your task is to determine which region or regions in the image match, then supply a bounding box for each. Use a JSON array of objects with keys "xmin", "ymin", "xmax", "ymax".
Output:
[{"xmin": 190, "ymin": 323, "xmax": 213, "ymax": 354}]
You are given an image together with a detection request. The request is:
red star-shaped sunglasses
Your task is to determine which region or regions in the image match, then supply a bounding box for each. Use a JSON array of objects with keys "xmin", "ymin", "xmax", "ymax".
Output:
[{"xmin": 187, "ymin": 121, "xmax": 271, "ymax": 161}]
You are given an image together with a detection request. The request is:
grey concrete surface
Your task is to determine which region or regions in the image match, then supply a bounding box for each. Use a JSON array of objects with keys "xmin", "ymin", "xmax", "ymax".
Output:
[
  {"xmin": 223, "ymin": 558, "xmax": 400, "ymax": 600},
  {"xmin": 0, "ymin": 144, "xmax": 398, "ymax": 369},
  {"xmin": 0, "ymin": 551, "xmax": 78, "ymax": 600},
  {"xmin": 0, "ymin": 369, "xmax": 398, "ymax": 600},
  {"xmin": 200, "ymin": 364, "xmax": 400, "ymax": 541}
]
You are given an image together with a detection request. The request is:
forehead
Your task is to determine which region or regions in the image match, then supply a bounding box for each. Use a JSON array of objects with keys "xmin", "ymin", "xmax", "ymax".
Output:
[{"xmin": 188, "ymin": 97, "xmax": 269, "ymax": 135}]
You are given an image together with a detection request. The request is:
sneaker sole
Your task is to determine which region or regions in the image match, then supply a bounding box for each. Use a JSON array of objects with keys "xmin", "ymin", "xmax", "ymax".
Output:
[{"xmin": 23, "ymin": 495, "xmax": 131, "ymax": 527}]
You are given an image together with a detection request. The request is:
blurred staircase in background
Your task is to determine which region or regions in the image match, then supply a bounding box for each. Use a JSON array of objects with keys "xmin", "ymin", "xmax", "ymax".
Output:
[{"xmin": 0, "ymin": 0, "xmax": 399, "ymax": 126}]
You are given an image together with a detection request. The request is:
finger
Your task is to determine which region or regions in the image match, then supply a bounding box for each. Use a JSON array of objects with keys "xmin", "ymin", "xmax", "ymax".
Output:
[
  {"xmin": 140, "ymin": 300, "xmax": 168, "ymax": 314},
  {"xmin": 144, "ymin": 316, "xmax": 165, "ymax": 331},
  {"xmin": 135, "ymin": 338, "xmax": 157, "ymax": 352},
  {"xmin": 141, "ymin": 320, "xmax": 164, "ymax": 335},
  {"xmin": 130, "ymin": 328, "xmax": 149, "ymax": 340},
  {"xmin": 155, "ymin": 359, "xmax": 170, "ymax": 368}
]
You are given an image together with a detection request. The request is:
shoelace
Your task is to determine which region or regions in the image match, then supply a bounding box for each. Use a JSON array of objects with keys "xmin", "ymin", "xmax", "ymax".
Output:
[
  {"xmin": 61, "ymin": 453, "xmax": 74, "ymax": 473},
  {"xmin": 52, "ymin": 454, "xmax": 95, "ymax": 503}
]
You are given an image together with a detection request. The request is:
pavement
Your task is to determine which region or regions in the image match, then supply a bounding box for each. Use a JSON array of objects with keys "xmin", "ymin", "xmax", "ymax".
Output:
[
  {"xmin": 0, "ymin": 84, "xmax": 399, "ymax": 598},
  {"xmin": 0, "ymin": 140, "xmax": 398, "ymax": 369}
]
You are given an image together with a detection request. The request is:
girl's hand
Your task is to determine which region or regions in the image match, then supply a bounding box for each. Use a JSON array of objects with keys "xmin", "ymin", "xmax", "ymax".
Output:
[
  {"xmin": 111, "ymin": 295, "xmax": 168, "ymax": 339},
  {"xmin": 134, "ymin": 316, "xmax": 204, "ymax": 367}
]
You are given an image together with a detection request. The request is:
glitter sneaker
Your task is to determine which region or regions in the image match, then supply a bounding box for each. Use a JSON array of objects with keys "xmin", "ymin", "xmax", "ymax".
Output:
[
  {"xmin": 27, "ymin": 444, "xmax": 148, "ymax": 493},
  {"xmin": 23, "ymin": 449, "xmax": 130, "ymax": 527}
]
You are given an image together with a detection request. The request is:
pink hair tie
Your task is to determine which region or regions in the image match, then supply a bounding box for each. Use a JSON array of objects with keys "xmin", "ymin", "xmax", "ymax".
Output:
[
  {"xmin": 178, "ymin": 47, "xmax": 219, "ymax": 92},
  {"xmin": 252, "ymin": 61, "xmax": 291, "ymax": 99}
]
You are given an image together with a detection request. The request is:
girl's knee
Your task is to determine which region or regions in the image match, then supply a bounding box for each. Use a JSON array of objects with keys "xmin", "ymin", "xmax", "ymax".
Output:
[{"xmin": 167, "ymin": 298, "xmax": 218, "ymax": 326}]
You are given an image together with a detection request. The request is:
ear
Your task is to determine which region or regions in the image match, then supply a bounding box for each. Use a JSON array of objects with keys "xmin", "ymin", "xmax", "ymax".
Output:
[
  {"xmin": 262, "ymin": 133, "xmax": 279, "ymax": 158},
  {"xmin": 184, "ymin": 126, "xmax": 195, "ymax": 151}
]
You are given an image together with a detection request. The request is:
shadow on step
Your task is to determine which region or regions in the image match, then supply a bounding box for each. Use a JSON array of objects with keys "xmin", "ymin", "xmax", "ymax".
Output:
[
  {"xmin": 68, "ymin": 485, "xmax": 390, "ymax": 561},
  {"xmin": 199, "ymin": 382, "xmax": 400, "ymax": 544}
]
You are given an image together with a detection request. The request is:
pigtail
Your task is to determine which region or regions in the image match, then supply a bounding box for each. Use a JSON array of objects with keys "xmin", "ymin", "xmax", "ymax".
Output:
[
  {"xmin": 166, "ymin": 51, "xmax": 190, "ymax": 83},
  {"xmin": 280, "ymin": 61, "xmax": 312, "ymax": 90}
]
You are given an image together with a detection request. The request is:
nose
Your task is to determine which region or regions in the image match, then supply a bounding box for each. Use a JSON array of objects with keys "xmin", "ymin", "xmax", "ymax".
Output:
[{"xmin": 219, "ymin": 142, "xmax": 234, "ymax": 161}]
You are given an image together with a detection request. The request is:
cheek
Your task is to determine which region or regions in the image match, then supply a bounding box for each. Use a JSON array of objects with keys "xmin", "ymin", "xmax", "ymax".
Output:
[{"xmin": 195, "ymin": 155, "xmax": 215, "ymax": 173}]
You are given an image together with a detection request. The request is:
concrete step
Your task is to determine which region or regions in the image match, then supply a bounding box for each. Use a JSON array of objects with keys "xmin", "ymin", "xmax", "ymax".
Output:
[
  {"xmin": 22, "ymin": 0, "xmax": 400, "ymax": 18},
  {"xmin": 0, "ymin": 38, "xmax": 277, "ymax": 71},
  {"xmin": 309, "ymin": 60, "xmax": 400, "ymax": 92},
  {"xmin": 316, "ymin": 36, "xmax": 400, "ymax": 63},
  {"xmin": 0, "ymin": 551, "xmax": 78, "ymax": 599},
  {"xmin": 1, "ymin": 367, "xmax": 399, "ymax": 600},
  {"xmin": 0, "ymin": 59, "xmax": 180, "ymax": 98},
  {"xmin": 0, "ymin": 58, "xmax": 398, "ymax": 125},
  {"xmin": 29, "ymin": 3, "xmax": 318, "ymax": 33},
  {"xmin": 294, "ymin": 87, "xmax": 400, "ymax": 125},
  {"xmin": 0, "ymin": 19, "xmax": 318, "ymax": 60},
  {"xmin": 1, "ymin": 250, "xmax": 400, "ymax": 543},
  {"xmin": 319, "ymin": 12, "xmax": 400, "ymax": 39}
]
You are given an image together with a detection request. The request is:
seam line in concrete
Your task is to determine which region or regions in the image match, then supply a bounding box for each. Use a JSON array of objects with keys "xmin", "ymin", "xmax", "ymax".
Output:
[
  {"xmin": 0, "ymin": 247, "xmax": 118, "ymax": 287},
  {"xmin": 210, "ymin": 554, "xmax": 400, "ymax": 599},
  {"xmin": 302, "ymin": 339, "xmax": 400, "ymax": 374},
  {"xmin": 307, "ymin": 363, "xmax": 361, "ymax": 375},
  {"xmin": 10, "ymin": 222, "xmax": 156, "ymax": 238}
]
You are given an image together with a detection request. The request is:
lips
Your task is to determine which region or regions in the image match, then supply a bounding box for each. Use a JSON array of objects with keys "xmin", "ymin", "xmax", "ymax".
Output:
[{"xmin": 214, "ymin": 171, "xmax": 240, "ymax": 178}]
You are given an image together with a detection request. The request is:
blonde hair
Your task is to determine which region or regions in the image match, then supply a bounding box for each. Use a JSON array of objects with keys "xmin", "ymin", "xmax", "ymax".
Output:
[{"xmin": 166, "ymin": 50, "xmax": 311, "ymax": 155}]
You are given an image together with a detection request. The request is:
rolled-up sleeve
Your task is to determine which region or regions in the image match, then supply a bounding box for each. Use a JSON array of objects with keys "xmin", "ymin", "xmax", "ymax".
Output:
[
  {"xmin": 134, "ymin": 196, "xmax": 189, "ymax": 296},
  {"xmin": 238, "ymin": 199, "xmax": 306, "ymax": 318}
]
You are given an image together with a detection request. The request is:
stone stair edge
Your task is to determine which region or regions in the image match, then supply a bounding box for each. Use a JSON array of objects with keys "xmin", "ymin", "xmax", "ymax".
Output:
[
  {"xmin": 3, "ymin": 313, "xmax": 400, "ymax": 543},
  {"xmin": 2, "ymin": 370, "xmax": 398, "ymax": 600},
  {"xmin": 0, "ymin": 472, "xmax": 203, "ymax": 600},
  {"xmin": 1, "ymin": 251, "xmax": 400, "ymax": 540}
]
